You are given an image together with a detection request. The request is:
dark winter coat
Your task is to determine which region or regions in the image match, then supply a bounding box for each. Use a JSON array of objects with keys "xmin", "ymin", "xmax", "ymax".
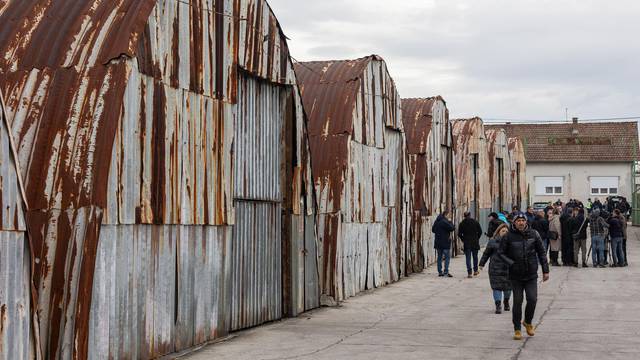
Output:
[
  {"xmin": 479, "ymin": 235, "xmax": 512, "ymax": 291},
  {"xmin": 608, "ymin": 216, "xmax": 625, "ymax": 238},
  {"xmin": 560, "ymin": 213, "xmax": 572, "ymax": 242},
  {"xmin": 458, "ymin": 217, "xmax": 483, "ymax": 251},
  {"xmin": 568, "ymin": 215, "xmax": 588, "ymax": 240},
  {"xmin": 531, "ymin": 216, "xmax": 549, "ymax": 240},
  {"xmin": 486, "ymin": 219, "xmax": 503, "ymax": 238},
  {"xmin": 432, "ymin": 215, "xmax": 455, "ymax": 250},
  {"xmin": 498, "ymin": 225, "xmax": 550, "ymax": 281}
]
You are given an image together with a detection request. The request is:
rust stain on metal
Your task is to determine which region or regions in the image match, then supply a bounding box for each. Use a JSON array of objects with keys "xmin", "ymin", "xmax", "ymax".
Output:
[{"xmin": 0, "ymin": 0, "xmax": 319, "ymax": 358}]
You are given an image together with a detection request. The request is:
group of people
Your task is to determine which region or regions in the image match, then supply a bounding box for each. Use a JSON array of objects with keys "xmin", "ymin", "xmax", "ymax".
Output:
[
  {"xmin": 430, "ymin": 197, "xmax": 630, "ymax": 341},
  {"xmin": 432, "ymin": 210, "xmax": 549, "ymax": 340}
]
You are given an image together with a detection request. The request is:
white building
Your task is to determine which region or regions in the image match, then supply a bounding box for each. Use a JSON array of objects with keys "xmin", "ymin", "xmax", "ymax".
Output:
[{"xmin": 488, "ymin": 120, "xmax": 639, "ymax": 204}]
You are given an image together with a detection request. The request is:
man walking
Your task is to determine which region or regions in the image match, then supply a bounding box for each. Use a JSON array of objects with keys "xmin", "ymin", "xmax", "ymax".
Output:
[
  {"xmin": 498, "ymin": 213, "xmax": 550, "ymax": 340},
  {"xmin": 433, "ymin": 211, "xmax": 456, "ymax": 277},
  {"xmin": 458, "ymin": 212, "xmax": 483, "ymax": 278},
  {"xmin": 589, "ymin": 209, "xmax": 608, "ymax": 268}
]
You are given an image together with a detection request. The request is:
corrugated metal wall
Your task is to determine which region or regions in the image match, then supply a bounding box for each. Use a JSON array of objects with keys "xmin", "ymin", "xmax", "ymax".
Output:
[
  {"xmin": 89, "ymin": 225, "xmax": 232, "ymax": 359},
  {"xmin": 295, "ymin": 56, "xmax": 409, "ymax": 303},
  {"xmin": 402, "ymin": 97, "xmax": 454, "ymax": 268},
  {"xmin": 0, "ymin": 0, "xmax": 319, "ymax": 359},
  {"xmin": 486, "ymin": 129, "xmax": 510, "ymax": 212},
  {"xmin": 508, "ymin": 137, "xmax": 528, "ymax": 210},
  {"xmin": 453, "ymin": 118, "xmax": 492, "ymax": 249}
]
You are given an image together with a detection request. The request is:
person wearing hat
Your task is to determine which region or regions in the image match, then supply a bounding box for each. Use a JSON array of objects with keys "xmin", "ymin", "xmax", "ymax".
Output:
[
  {"xmin": 458, "ymin": 212, "xmax": 483, "ymax": 278},
  {"xmin": 498, "ymin": 212, "xmax": 550, "ymax": 340},
  {"xmin": 487, "ymin": 212, "xmax": 503, "ymax": 239}
]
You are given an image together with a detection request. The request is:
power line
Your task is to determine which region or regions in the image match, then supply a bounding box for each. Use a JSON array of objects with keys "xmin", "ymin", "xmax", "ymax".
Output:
[{"xmin": 483, "ymin": 116, "xmax": 640, "ymax": 124}]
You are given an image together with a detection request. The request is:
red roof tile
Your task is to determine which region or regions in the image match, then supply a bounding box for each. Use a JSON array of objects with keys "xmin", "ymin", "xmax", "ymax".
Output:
[{"xmin": 486, "ymin": 122, "xmax": 640, "ymax": 162}]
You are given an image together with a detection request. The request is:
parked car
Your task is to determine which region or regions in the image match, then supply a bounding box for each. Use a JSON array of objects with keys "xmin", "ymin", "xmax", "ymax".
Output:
[{"xmin": 532, "ymin": 202, "xmax": 550, "ymax": 211}]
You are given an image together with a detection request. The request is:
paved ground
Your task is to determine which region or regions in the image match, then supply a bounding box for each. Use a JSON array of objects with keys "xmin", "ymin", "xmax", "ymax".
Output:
[{"xmin": 182, "ymin": 226, "xmax": 640, "ymax": 360}]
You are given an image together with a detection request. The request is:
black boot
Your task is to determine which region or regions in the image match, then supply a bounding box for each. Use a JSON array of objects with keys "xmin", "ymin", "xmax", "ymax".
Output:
[
  {"xmin": 503, "ymin": 299, "xmax": 510, "ymax": 312},
  {"xmin": 495, "ymin": 301, "xmax": 502, "ymax": 314}
]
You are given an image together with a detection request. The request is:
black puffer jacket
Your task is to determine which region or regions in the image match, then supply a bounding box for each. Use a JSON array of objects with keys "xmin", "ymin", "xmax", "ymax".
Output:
[
  {"xmin": 479, "ymin": 236, "xmax": 511, "ymax": 291},
  {"xmin": 498, "ymin": 225, "xmax": 550, "ymax": 281},
  {"xmin": 531, "ymin": 216, "xmax": 549, "ymax": 240}
]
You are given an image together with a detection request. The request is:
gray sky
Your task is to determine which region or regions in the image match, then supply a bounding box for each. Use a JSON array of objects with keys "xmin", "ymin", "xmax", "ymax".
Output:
[{"xmin": 269, "ymin": 0, "xmax": 640, "ymax": 122}]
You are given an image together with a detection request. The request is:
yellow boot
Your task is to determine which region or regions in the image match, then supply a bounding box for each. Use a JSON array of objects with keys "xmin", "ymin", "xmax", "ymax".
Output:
[
  {"xmin": 513, "ymin": 330, "xmax": 522, "ymax": 340},
  {"xmin": 523, "ymin": 322, "xmax": 536, "ymax": 336}
]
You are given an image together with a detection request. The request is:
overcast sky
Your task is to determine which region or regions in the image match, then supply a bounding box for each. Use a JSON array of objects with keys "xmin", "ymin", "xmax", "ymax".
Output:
[{"xmin": 268, "ymin": 0, "xmax": 640, "ymax": 122}]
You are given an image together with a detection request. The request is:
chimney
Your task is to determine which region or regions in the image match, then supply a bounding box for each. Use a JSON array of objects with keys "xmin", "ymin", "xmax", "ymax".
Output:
[{"xmin": 572, "ymin": 117, "xmax": 578, "ymax": 124}]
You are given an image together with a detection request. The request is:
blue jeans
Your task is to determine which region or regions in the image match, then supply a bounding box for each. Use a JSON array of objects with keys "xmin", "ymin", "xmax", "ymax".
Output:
[
  {"xmin": 437, "ymin": 248, "xmax": 451, "ymax": 275},
  {"xmin": 542, "ymin": 238, "xmax": 549, "ymax": 253},
  {"xmin": 591, "ymin": 235, "xmax": 605, "ymax": 265},
  {"xmin": 465, "ymin": 249, "xmax": 479, "ymax": 274},
  {"xmin": 493, "ymin": 289, "xmax": 512, "ymax": 302},
  {"xmin": 611, "ymin": 237, "xmax": 625, "ymax": 266}
]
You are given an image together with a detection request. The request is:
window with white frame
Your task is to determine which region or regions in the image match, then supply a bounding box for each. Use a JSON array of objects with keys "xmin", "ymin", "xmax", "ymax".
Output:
[
  {"xmin": 590, "ymin": 177, "xmax": 619, "ymax": 195},
  {"xmin": 535, "ymin": 177, "xmax": 564, "ymax": 195}
]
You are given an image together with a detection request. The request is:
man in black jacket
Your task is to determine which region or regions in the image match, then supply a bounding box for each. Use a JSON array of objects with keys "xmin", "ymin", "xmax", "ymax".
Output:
[
  {"xmin": 560, "ymin": 207, "xmax": 575, "ymax": 266},
  {"xmin": 458, "ymin": 212, "xmax": 483, "ymax": 278},
  {"xmin": 531, "ymin": 210, "xmax": 549, "ymax": 253},
  {"xmin": 569, "ymin": 208, "xmax": 589, "ymax": 268},
  {"xmin": 432, "ymin": 211, "xmax": 456, "ymax": 277},
  {"xmin": 498, "ymin": 212, "xmax": 550, "ymax": 341}
]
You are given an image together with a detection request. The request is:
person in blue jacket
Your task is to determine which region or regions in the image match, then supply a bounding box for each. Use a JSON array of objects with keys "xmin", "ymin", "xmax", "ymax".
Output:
[{"xmin": 432, "ymin": 210, "xmax": 456, "ymax": 277}]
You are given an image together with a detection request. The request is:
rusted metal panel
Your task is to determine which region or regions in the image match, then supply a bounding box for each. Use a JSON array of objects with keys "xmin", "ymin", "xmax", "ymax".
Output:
[
  {"xmin": 508, "ymin": 137, "xmax": 528, "ymax": 210},
  {"xmin": 0, "ymin": 1, "xmax": 319, "ymax": 358},
  {"xmin": 88, "ymin": 224, "xmax": 232, "ymax": 359},
  {"xmin": 296, "ymin": 56, "xmax": 408, "ymax": 302},
  {"xmin": 486, "ymin": 129, "xmax": 510, "ymax": 212},
  {"xmin": 452, "ymin": 118, "xmax": 492, "ymax": 253},
  {"xmin": 402, "ymin": 97, "xmax": 454, "ymax": 268},
  {"xmin": 235, "ymin": 74, "xmax": 283, "ymax": 202},
  {"xmin": 26, "ymin": 206, "xmax": 103, "ymax": 359},
  {"xmin": 231, "ymin": 200, "xmax": 282, "ymax": 331},
  {"xmin": 0, "ymin": 232, "xmax": 31, "ymax": 360},
  {"xmin": 104, "ymin": 63, "xmax": 235, "ymax": 226}
]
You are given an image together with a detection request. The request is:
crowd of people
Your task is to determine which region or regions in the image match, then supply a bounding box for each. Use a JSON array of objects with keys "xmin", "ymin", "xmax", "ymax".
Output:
[{"xmin": 430, "ymin": 198, "xmax": 631, "ymax": 341}]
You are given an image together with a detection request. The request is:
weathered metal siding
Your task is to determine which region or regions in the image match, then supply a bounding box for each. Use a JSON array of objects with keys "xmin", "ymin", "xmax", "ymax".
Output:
[
  {"xmin": 402, "ymin": 97, "xmax": 454, "ymax": 268},
  {"xmin": 486, "ymin": 129, "xmax": 510, "ymax": 212},
  {"xmin": 89, "ymin": 225, "xmax": 232, "ymax": 359},
  {"xmin": 452, "ymin": 118, "xmax": 492, "ymax": 251},
  {"xmin": 0, "ymin": 94, "xmax": 30, "ymax": 360},
  {"xmin": 230, "ymin": 201, "xmax": 281, "ymax": 331},
  {"xmin": 508, "ymin": 137, "xmax": 528, "ymax": 210},
  {"xmin": 0, "ymin": 1, "xmax": 319, "ymax": 359},
  {"xmin": 295, "ymin": 56, "xmax": 408, "ymax": 302}
]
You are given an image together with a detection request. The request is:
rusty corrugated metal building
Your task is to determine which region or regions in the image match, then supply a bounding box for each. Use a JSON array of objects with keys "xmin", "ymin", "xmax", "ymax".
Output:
[
  {"xmin": 486, "ymin": 128, "xmax": 511, "ymax": 213},
  {"xmin": 0, "ymin": 94, "xmax": 30, "ymax": 359},
  {"xmin": 401, "ymin": 97, "xmax": 454, "ymax": 268},
  {"xmin": 294, "ymin": 55, "xmax": 411, "ymax": 302},
  {"xmin": 0, "ymin": 0, "xmax": 318, "ymax": 358},
  {"xmin": 452, "ymin": 118, "xmax": 492, "ymax": 249},
  {"xmin": 507, "ymin": 137, "xmax": 528, "ymax": 210}
]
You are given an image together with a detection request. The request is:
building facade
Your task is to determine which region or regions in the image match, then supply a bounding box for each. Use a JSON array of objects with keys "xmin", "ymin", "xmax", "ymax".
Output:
[{"xmin": 491, "ymin": 121, "xmax": 639, "ymax": 204}]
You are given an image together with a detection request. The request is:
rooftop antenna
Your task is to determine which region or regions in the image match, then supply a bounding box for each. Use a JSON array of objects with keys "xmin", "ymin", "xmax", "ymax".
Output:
[{"xmin": 565, "ymin": 108, "xmax": 569, "ymax": 122}]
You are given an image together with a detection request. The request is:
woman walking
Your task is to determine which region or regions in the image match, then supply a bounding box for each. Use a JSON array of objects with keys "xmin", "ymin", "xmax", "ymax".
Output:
[
  {"xmin": 479, "ymin": 223, "xmax": 512, "ymax": 314},
  {"xmin": 548, "ymin": 209, "xmax": 562, "ymax": 266}
]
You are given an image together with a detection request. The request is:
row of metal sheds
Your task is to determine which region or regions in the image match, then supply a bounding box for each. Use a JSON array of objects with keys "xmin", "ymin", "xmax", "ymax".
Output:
[{"xmin": 0, "ymin": 1, "xmax": 526, "ymax": 359}]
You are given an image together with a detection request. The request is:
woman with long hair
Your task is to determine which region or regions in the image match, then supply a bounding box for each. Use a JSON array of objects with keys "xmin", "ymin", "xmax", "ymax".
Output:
[{"xmin": 479, "ymin": 223, "xmax": 512, "ymax": 314}]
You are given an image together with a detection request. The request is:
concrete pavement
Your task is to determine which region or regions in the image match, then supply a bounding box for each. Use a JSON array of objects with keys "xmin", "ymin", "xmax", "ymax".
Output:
[{"xmin": 181, "ymin": 226, "xmax": 640, "ymax": 360}]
